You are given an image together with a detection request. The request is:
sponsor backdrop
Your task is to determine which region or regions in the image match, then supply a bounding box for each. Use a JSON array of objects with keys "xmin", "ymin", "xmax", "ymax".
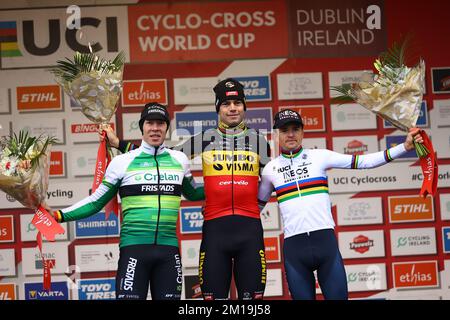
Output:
[{"xmin": 0, "ymin": 0, "xmax": 449, "ymax": 300}]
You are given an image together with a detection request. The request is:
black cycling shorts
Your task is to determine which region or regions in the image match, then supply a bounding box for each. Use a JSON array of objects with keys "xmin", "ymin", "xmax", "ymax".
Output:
[
  {"xmin": 115, "ymin": 244, "xmax": 182, "ymax": 300},
  {"xmin": 199, "ymin": 215, "xmax": 266, "ymax": 300}
]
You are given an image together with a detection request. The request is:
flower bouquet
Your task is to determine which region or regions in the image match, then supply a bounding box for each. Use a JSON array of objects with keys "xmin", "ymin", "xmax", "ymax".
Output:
[
  {"xmin": 49, "ymin": 51, "xmax": 125, "ymax": 218},
  {"xmin": 332, "ymin": 39, "xmax": 437, "ymax": 197},
  {"xmin": 0, "ymin": 130, "xmax": 64, "ymax": 289}
]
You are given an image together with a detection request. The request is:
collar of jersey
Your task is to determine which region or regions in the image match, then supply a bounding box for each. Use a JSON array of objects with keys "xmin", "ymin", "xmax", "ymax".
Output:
[
  {"xmin": 216, "ymin": 124, "xmax": 248, "ymax": 138},
  {"xmin": 281, "ymin": 146, "xmax": 303, "ymax": 159},
  {"xmin": 140, "ymin": 140, "xmax": 167, "ymax": 155}
]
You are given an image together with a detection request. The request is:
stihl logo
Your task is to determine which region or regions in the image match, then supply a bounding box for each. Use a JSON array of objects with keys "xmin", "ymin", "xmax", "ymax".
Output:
[
  {"xmin": 16, "ymin": 85, "xmax": 61, "ymax": 111},
  {"xmin": 393, "ymin": 261, "xmax": 438, "ymax": 288},
  {"xmin": 349, "ymin": 235, "xmax": 374, "ymax": 254},
  {"xmin": 394, "ymin": 204, "xmax": 429, "ymax": 214},
  {"xmin": 71, "ymin": 123, "xmax": 114, "ymax": 134},
  {"xmin": 21, "ymin": 93, "xmax": 57, "ymax": 102},
  {"xmin": 0, "ymin": 284, "xmax": 16, "ymax": 300},
  {"xmin": 389, "ymin": 195, "xmax": 434, "ymax": 223}
]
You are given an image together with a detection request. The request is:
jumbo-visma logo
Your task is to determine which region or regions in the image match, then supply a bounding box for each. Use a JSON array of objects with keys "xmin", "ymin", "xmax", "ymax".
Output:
[{"xmin": 204, "ymin": 151, "xmax": 259, "ymax": 176}]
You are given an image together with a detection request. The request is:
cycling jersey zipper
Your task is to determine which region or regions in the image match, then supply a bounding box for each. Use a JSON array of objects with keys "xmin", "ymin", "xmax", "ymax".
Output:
[
  {"xmin": 231, "ymin": 135, "xmax": 235, "ymax": 215},
  {"xmin": 153, "ymin": 145, "xmax": 161, "ymax": 244},
  {"xmin": 291, "ymin": 150, "xmax": 301, "ymax": 199}
]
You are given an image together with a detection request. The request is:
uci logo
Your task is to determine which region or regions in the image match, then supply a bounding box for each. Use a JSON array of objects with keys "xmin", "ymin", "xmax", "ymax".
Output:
[
  {"xmin": 8, "ymin": 7, "xmax": 120, "ymax": 64},
  {"xmin": 213, "ymin": 164, "xmax": 223, "ymax": 171},
  {"xmin": 20, "ymin": 16, "xmax": 119, "ymax": 55}
]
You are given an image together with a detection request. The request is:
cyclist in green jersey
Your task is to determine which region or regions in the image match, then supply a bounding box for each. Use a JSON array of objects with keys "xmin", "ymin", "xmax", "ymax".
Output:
[{"xmin": 54, "ymin": 103, "xmax": 204, "ymax": 300}]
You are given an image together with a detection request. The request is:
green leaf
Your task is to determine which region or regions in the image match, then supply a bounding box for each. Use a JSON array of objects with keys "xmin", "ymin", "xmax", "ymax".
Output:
[
  {"xmin": 47, "ymin": 51, "xmax": 125, "ymax": 83},
  {"xmin": 330, "ymin": 84, "xmax": 356, "ymax": 105}
]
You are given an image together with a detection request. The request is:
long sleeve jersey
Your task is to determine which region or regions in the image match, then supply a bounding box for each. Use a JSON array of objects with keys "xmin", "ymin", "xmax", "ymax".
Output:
[
  {"xmin": 258, "ymin": 143, "xmax": 408, "ymax": 238},
  {"xmin": 118, "ymin": 126, "xmax": 271, "ymax": 221},
  {"xmin": 57, "ymin": 141, "xmax": 204, "ymax": 248}
]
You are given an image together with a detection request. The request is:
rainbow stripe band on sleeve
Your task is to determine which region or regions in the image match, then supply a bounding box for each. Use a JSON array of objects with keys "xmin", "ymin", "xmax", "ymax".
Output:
[
  {"xmin": 275, "ymin": 177, "xmax": 329, "ymax": 203},
  {"xmin": 384, "ymin": 149, "xmax": 393, "ymax": 162},
  {"xmin": 54, "ymin": 210, "xmax": 63, "ymax": 223},
  {"xmin": 351, "ymin": 155, "xmax": 359, "ymax": 169},
  {"xmin": 125, "ymin": 142, "xmax": 133, "ymax": 153}
]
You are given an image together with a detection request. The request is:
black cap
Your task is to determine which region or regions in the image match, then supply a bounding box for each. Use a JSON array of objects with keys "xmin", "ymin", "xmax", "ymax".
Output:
[
  {"xmin": 139, "ymin": 102, "xmax": 170, "ymax": 133},
  {"xmin": 213, "ymin": 78, "xmax": 247, "ymax": 113},
  {"xmin": 273, "ymin": 109, "xmax": 303, "ymax": 129}
]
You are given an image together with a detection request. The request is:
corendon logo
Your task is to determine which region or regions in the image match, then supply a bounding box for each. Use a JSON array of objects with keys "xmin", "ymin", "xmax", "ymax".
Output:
[
  {"xmin": 71, "ymin": 123, "xmax": 115, "ymax": 134},
  {"xmin": 16, "ymin": 85, "xmax": 61, "ymax": 111},
  {"xmin": 393, "ymin": 261, "xmax": 438, "ymax": 288},
  {"xmin": 122, "ymin": 79, "xmax": 167, "ymax": 106},
  {"xmin": 349, "ymin": 235, "xmax": 374, "ymax": 253}
]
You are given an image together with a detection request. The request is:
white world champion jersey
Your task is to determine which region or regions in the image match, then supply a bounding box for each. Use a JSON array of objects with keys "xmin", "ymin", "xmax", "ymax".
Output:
[{"xmin": 258, "ymin": 144, "xmax": 407, "ymax": 239}]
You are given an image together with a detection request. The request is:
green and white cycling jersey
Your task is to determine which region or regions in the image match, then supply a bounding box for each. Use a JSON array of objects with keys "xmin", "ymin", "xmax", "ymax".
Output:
[
  {"xmin": 58, "ymin": 141, "xmax": 204, "ymax": 248},
  {"xmin": 258, "ymin": 143, "xmax": 407, "ymax": 238}
]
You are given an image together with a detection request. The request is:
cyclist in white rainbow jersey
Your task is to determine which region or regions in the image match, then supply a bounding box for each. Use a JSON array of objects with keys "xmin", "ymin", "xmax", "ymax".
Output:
[{"xmin": 258, "ymin": 109, "xmax": 423, "ymax": 300}]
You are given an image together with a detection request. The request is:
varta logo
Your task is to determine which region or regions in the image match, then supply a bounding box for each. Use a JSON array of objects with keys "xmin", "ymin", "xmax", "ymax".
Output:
[{"xmin": 28, "ymin": 291, "xmax": 37, "ymax": 299}]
